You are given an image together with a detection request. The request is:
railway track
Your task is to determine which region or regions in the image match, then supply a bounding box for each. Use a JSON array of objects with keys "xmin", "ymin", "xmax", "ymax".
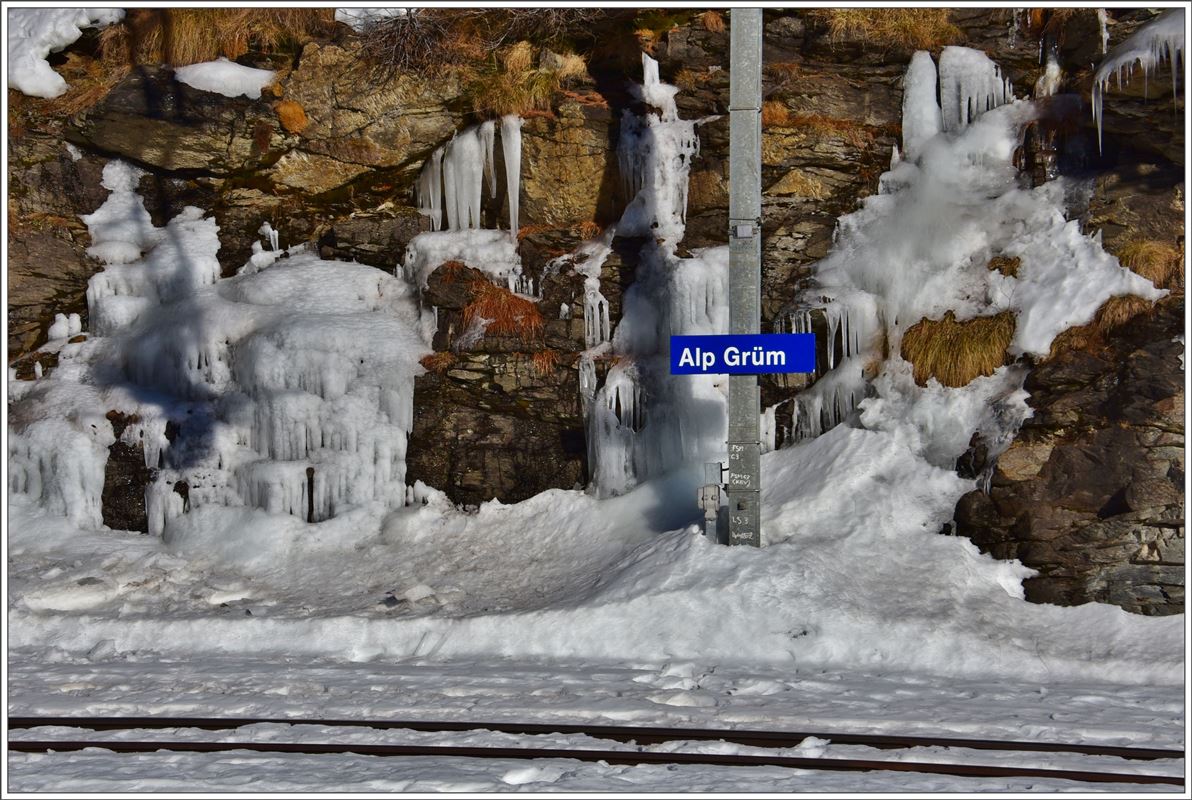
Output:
[{"xmin": 8, "ymin": 716, "xmax": 1184, "ymax": 787}]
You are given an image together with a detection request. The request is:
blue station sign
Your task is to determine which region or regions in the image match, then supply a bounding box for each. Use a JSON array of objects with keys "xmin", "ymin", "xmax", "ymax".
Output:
[{"xmin": 670, "ymin": 333, "xmax": 816, "ymax": 375}]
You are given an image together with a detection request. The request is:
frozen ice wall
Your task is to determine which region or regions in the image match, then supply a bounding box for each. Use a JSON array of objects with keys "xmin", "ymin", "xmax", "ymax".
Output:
[
  {"xmin": 10, "ymin": 161, "xmax": 430, "ymax": 535},
  {"xmin": 587, "ymin": 55, "xmax": 729, "ymax": 496}
]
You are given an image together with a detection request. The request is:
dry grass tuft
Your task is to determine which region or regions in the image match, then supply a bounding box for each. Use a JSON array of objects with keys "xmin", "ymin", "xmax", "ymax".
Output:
[
  {"xmin": 1094, "ymin": 294, "xmax": 1155, "ymax": 332},
  {"xmin": 553, "ymin": 52, "xmax": 589, "ymax": 82},
  {"xmin": 274, "ymin": 100, "xmax": 307, "ymax": 134},
  {"xmin": 570, "ymin": 220, "xmax": 603, "ymax": 240},
  {"xmin": 16, "ymin": 51, "xmax": 129, "ymax": 120},
  {"xmin": 766, "ymin": 62, "xmax": 802, "ymax": 81},
  {"xmin": 463, "ymin": 278, "xmax": 544, "ymax": 342},
  {"xmin": 901, "ymin": 310, "xmax": 1016, "ymax": 387},
  {"xmin": 699, "ymin": 11, "xmax": 726, "ymax": 34},
  {"xmin": 987, "ymin": 255, "xmax": 1021, "ymax": 278},
  {"xmin": 779, "ymin": 111, "xmax": 874, "ymax": 148},
  {"xmin": 100, "ymin": 9, "xmax": 336, "ymax": 67},
  {"xmin": 761, "ymin": 100, "xmax": 793, "ymax": 128},
  {"xmin": 1117, "ymin": 239, "xmax": 1183, "ymax": 290},
  {"xmin": 436, "ymin": 260, "xmax": 470, "ymax": 284},
  {"xmin": 420, "ymin": 352, "xmax": 459, "ymax": 372},
  {"xmin": 531, "ymin": 349, "xmax": 561, "ymax": 375},
  {"xmin": 501, "ymin": 40, "xmax": 535, "ymax": 73},
  {"xmin": 469, "ymin": 41, "xmax": 587, "ymax": 117},
  {"xmin": 809, "ymin": 9, "xmax": 962, "ymax": 51},
  {"xmin": 1047, "ymin": 293, "xmax": 1158, "ymax": 358}
]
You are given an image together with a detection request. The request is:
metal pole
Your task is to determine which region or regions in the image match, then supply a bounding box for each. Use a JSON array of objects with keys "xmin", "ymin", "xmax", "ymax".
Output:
[{"xmin": 727, "ymin": 8, "xmax": 762, "ymax": 547}]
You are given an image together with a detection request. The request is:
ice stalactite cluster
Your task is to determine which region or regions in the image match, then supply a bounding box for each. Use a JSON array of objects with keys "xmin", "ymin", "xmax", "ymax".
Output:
[
  {"xmin": 9, "ymin": 159, "xmax": 430, "ymax": 536},
  {"xmin": 1092, "ymin": 8, "xmax": 1185, "ymax": 151},
  {"xmin": 407, "ymin": 116, "xmax": 528, "ymax": 305},
  {"xmin": 415, "ymin": 115, "xmax": 521, "ymax": 235},
  {"xmin": 779, "ymin": 294, "xmax": 879, "ymax": 443},
  {"xmin": 938, "ymin": 46, "xmax": 1014, "ymax": 133},
  {"xmin": 586, "ymin": 55, "xmax": 729, "ymax": 496}
]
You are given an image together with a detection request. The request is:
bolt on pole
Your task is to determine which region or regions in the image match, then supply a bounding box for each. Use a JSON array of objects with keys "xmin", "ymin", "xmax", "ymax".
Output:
[{"xmin": 727, "ymin": 7, "xmax": 763, "ymax": 547}]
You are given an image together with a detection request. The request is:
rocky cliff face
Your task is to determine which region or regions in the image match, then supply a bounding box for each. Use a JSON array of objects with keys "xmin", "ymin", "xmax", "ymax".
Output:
[
  {"xmin": 955, "ymin": 297, "xmax": 1184, "ymax": 614},
  {"xmin": 6, "ymin": 9, "xmax": 1184, "ymax": 614}
]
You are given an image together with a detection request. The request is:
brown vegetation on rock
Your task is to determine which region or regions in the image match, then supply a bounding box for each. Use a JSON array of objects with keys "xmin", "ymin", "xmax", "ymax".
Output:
[
  {"xmin": 901, "ymin": 310, "xmax": 1015, "ymax": 387},
  {"xmin": 274, "ymin": 100, "xmax": 308, "ymax": 134},
  {"xmin": 463, "ymin": 278, "xmax": 544, "ymax": 342},
  {"xmin": 987, "ymin": 255, "xmax": 1021, "ymax": 277},
  {"xmin": 420, "ymin": 352, "xmax": 459, "ymax": 372},
  {"xmin": 1117, "ymin": 239, "xmax": 1183, "ymax": 290},
  {"xmin": 699, "ymin": 11, "xmax": 726, "ymax": 34},
  {"xmin": 99, "ymin": 9, "xmax": 337, "ymax": 66},
  {"xmin": 531, "ymin": 348, "xmax": 561, "ymax": 375},
  {"xmin": 809, "ymin": 9, "xmax": 962, "ymax": 51}
]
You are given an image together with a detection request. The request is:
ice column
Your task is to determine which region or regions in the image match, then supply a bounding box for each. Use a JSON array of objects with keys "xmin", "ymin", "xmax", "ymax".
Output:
[
  {"xmin": 501, "ymin": 115, "xmax": 523, "ymax": 236},
  {"xmin": 902, "ymin": 51, "xmax": 943, "ymax": 158}
]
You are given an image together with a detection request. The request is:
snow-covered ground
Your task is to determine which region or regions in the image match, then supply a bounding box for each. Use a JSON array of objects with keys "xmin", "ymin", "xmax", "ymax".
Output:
[{"xmin": 6, "ymin": 654, "xmax": 1185, "ymax": 792}]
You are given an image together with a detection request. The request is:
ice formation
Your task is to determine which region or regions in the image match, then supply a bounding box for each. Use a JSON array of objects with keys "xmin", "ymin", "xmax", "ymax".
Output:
[
  {"xmin": 414, "ymin": 116, "xmax": 522, "ymax": 235},
  {"xmin": 586, "ymin": 55, "xmax": 728, "ymax": 496},
  {"xmin": 46, "ymin": 313, "xmax": 82, "ymax": 341},
  {"xmin": 9, "ymin": 161, "xmax": 430, "ymax": 535},
  {"xmin": 402, "ymin": 229, "xmax": 523, "ymax": 290},
  {"xmin": 1092, "ymin": 8, "xmax": 1185, "ymax": 151},
  {"xmin": 787, "ymin": 48, "xmax": 1162, "ymax": 445},
  {"xmin": 500, "ymin": 115, "xmax": 524, "ymax": 236},
  {"xmin": 1034, "ymin": 51, "xmax": 1062, "ymax": 99},
  {"xmin": 7, "ymin": 8, "xmax": 124, "ymax": 98},
  {"xmin": 938, "ymin": 46, "xmax": 1014, "ymax": 132},
  {"xmin": 173, "ymin": 58, "xmax": 276, "ymax": 100},
  {"xmin": 902, "ymin": 51, "xmax": 943, "ymax": 158},
  {"xmin": 617, "ymin": 55, "xmax": 701, "ymax": 243}
]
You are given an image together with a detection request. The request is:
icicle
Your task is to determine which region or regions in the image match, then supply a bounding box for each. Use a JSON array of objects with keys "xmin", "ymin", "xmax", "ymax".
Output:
[
  {"xmin": 938, "ymin": 46, "xmax": 1013, "ymax": 132},
  {"xmin": 1092, "ymin": 9, "xmax": 1185, "ymax": 152},
  {"xmin": 442, "ymin": 136, "xmax": 459, "ymax": 230},
  {"xmin": 826, "ymin": 306, "xmax": 839, "ymax": 370},
  {"xmin": 1097, "ymin": 9, "xmax": 1109, "ymax": 54},
  {"xmin": 480, "ymin": 119, "xmax": 497, "ymax": 199},
  {"xmin": 416, "ymin": 147, "xmax": 444, "ymax": 231},
  {"xmin": 501, "ymin": 115, "xmax": 523, "ymax": 237}
]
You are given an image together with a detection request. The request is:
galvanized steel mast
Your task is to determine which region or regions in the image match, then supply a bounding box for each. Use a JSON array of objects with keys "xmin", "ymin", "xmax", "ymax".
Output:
[{"xmin": 727, "ymin": 8, "xmax": 763, "ymax": 547}]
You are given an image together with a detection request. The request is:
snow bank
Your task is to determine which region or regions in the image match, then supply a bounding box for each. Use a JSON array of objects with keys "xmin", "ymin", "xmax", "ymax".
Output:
[
  {"xmin": 7, "ymin": 8, "xmax": 123, "ymax": 98},
  {"xmin": 8, "ymin": 441, "xmax": 1183, "ymax": 685},
  {"xmin": 174, "ymin": 58, "xmax": 276, "ymax": 100}
]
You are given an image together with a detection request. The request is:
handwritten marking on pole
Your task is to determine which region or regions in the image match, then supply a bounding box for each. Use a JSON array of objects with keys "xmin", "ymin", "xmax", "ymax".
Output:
[{"xmin": 670, "ymin": 334, "xmax": 815, "ymax": 375}]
